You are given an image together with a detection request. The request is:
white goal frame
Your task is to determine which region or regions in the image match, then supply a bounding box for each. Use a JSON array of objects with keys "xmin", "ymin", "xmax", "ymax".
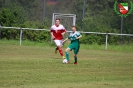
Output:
[{"xmin": 52, "ymin": 13, "xmax": 76, "ymax": 26}]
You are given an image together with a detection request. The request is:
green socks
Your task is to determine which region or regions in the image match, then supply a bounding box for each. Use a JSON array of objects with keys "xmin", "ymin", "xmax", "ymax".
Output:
[
  {"xmin": 66, "ymin": 52, "xmax": 78, "ymax": 63},
  {"xmin": 65, "ymin": 52, "xmax": 70, "ymax": 61}
]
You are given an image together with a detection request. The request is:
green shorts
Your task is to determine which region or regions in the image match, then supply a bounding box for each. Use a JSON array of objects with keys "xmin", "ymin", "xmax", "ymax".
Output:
[{"xmin": 68, "ymin": 44, "xmax": 80, "ymax": 54}]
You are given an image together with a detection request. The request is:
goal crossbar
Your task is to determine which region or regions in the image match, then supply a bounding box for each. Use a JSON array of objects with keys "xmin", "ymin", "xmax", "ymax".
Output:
[{"xmin": 52, "ymin": 13, "xmax": 76, "ymax": 26}]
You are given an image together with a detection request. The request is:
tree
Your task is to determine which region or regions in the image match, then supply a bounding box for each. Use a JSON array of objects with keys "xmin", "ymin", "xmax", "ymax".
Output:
[{"xmin": 0, "ymin": 0, "xmax": 5, "ymax": 8}]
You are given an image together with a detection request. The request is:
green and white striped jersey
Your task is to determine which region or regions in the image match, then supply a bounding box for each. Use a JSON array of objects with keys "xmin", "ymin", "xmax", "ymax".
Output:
[{"xmin": 68, "ymin": 31, "xmax": 81, "ymax": 45}]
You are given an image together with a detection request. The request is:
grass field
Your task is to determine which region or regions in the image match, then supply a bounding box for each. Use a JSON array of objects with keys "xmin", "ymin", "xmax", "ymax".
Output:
[{"xmin": 0, "ymin": 40, "xmax": 133, "ymax": 88}]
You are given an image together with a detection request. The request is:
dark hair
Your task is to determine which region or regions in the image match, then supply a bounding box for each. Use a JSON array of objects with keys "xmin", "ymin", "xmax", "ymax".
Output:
[
  {"xmin": 72, "ymin": 25, "xmax": 76, "ymax": 28},
  {"xmin": 56, "ymin": 18, "xmax": 60, "ymax": 21}
]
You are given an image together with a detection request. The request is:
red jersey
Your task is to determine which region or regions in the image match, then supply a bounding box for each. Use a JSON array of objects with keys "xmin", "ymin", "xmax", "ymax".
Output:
[{"xmin": 50, "ymin": 24, "xmax": 66, "ymax": 40}]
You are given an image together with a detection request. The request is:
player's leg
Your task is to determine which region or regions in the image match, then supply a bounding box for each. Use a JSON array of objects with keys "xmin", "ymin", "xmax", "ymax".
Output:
[
  {"xmin": 65, "ymin": 44, "xmax": 74, "ymax": 63},
  {"xmin": 55, "ymin": 47, "xmax": 58, "ymax": 54},
  {"xmin": 55, "ymin": 40, "xmax": 63, "ymax": 54},
  {"xmin": 73, "ymin": 45, "xmax": 80, "ymax": 64},
  {"xmin": 59, "ymin": 40, "xmax": 65, "ymax": 59},
  {"xmin": 58, "ymin": 45, "xmax": 65, "ymax": 59},
  {"xmin": 54, "ymin": 40, "xmax": 65, "ymax": 59},
  {"xmin": 74, "ymin": 54, "xmax": 77, "ymax": 64},
  {"xmin": 65, "ymin": 47, "xmax": 71, "ymax": 63},
  {"xmin": 54, "ymin": 40, "xmax": 59, "ymax": 54}
]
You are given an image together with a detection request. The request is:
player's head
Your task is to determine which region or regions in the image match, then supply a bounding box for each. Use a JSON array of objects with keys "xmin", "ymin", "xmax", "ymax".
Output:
[
  {"xmin": 55, "ymin": 18, "xmax": 60, "ymax": 26},
  {"xmin": 71, "ymin": 26, "xmax": 76, "ymax": 32}
]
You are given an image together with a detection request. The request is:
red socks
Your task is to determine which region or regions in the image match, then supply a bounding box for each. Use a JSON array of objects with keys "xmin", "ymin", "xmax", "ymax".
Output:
[{"xmin": 58, "ymin": 46, "xmax": 63, "ymax": 56}]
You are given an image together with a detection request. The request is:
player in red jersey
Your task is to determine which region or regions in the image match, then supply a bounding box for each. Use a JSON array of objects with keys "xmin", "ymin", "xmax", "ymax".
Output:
[{"xmin": 50, "ymin": 18, "xmax": 66, "ymax": 59}]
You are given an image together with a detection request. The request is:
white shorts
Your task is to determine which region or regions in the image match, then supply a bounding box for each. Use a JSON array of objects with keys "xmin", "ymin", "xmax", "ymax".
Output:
[{"xmin": 54, "ymin": 40, "xmax": 63, "ymax": 46}]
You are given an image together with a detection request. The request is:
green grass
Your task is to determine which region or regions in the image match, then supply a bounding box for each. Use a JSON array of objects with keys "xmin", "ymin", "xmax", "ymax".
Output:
[
  {"xmin": 80, "ymin": 43, "xmax": 133, "ymax": 52},
  {"xmin": 0, "ymin": 39, "xmax": 51, "ymax": 47},
  {"xmin": 0, "ymin": 39, "xmax": 133, "ymax": 52},
  {"xmin": 0, "ymin": 40, "xmax": 133, "ymax": 88}
]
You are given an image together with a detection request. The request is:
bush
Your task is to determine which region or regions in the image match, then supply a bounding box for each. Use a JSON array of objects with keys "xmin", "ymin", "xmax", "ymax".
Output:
[
  {"xmin": 0, "ymin": 20, "xmax": 50, "ymax": 42},
  {"xmin": 80, "ymin": 33, "xmax": 133, "ymax": 45},
  {"xmin": 80, "ymin": 34, "xmax": 105, "ymax": 45}
]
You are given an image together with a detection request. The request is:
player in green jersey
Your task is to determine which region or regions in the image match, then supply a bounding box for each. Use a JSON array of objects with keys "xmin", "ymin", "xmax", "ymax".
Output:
[{"xmin": 62, "ymin": 26, "xmax": 82, "ymax": 64}]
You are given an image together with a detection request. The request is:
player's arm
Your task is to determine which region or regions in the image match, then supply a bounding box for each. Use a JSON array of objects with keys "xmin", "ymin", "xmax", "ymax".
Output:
[
  {"xmin": 61, "ymin": 29, "xmax": 66, "ymax": 36},
  {"xmin": 62, "ymin": 38, "xmax": 68, "ymax": 44},
  {"xmin": 61, "ymin": 26, "xmax": 66, "ymax": 36},
  {"xmin": 61, "ymin": 31, "xmax": 66, "ymax": 36},
  {"xmin": 50, "ymin": 26, "xmax": 55, "ymax": 39},
  {"xmin": 76, "ymin": 35, "xmax": 82, "ymax": 39},
  {"xmin": 50, "ymin": 32, "xmax": 55, "ymax": 39},
  {"xmin": 50, "ymin": 27, "xmax": 55, "ymax": 39}
]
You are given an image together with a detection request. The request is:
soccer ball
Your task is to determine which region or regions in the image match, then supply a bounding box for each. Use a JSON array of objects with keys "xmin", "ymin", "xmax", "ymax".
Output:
[{"xmin": 62, "ymin": 59, "xmax": 68, "ymax": 64}]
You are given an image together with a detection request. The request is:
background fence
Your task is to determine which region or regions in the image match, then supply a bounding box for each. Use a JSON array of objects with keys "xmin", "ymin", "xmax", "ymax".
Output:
[{"xmin": 1, "ymin": 26, "xmax": 133, "ymax": 50}]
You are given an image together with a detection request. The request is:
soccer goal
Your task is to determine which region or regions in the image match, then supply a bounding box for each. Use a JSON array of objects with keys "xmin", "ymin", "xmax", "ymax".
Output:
[{"xmin": 52, "ymin": 13, "xmax": 76, "ymax": 31}]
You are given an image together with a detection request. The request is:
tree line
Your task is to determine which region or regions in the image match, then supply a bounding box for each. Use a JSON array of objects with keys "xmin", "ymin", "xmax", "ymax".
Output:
[{"xmin": 0, "ymin": 0, "xmax": 132, "ymax": 44}]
